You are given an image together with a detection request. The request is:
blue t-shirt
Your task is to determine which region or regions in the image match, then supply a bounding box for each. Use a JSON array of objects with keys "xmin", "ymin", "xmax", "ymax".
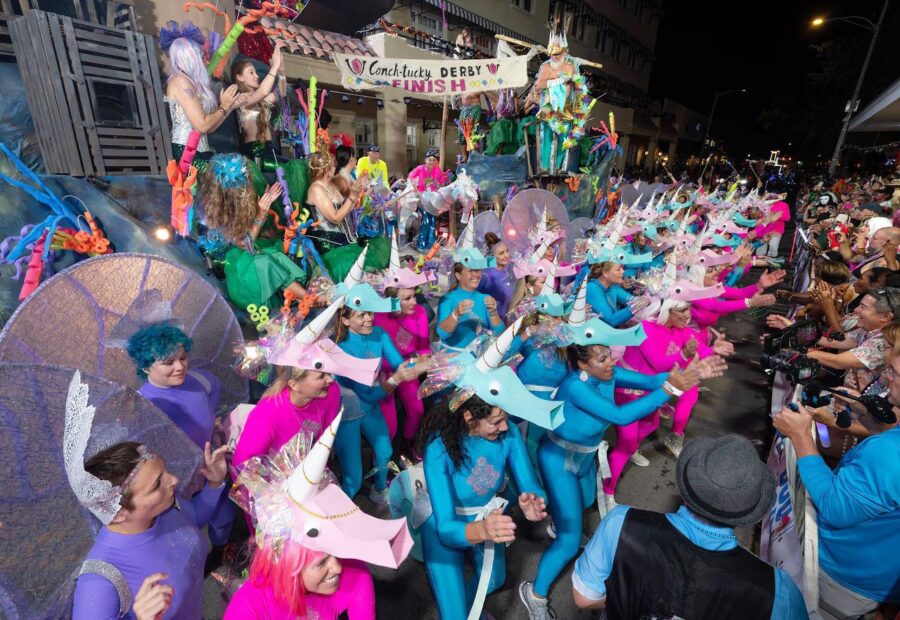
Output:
[
  {"xmin": 573, "ymin": 505, "xmax": 807, "ymax": 619},
  {"xmin": 799, "ymin": 428, "xmax": 900, "ymax": 602}
]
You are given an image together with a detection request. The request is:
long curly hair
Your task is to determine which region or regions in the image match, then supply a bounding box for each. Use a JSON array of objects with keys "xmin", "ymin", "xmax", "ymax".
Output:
[
  {"xmin": 200, "ymin": 159, "xmax": 257, "ymax": 242},
  {"xmin": 232, "ymin": 59, "xmax": 271, "ymax": 139},
  {"xmin": 416, "ymin": 394, "xmax": 496, "ymax": 470}
]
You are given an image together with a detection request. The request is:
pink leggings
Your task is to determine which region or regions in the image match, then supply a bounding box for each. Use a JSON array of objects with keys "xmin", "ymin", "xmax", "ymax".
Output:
[
  {"xmin": 378, "ymin": 379, "xmax": 424, "ymax": 440},
  {"xmin": 307, "ymin": 559, "xmax": 375, "ymax": 619},
  {"xmin": 602, "ymin": 385, "xmax": 699, "ymax": 495}
]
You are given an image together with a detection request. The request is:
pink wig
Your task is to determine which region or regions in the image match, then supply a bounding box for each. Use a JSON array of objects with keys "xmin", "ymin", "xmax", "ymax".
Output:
[
  {"xmin": 166, "ymin": 38, "xmax": 215, "ymax": 113},
  {"xmin": 247, "ymin": 538, "xmax": 327, "ymax": 618}
]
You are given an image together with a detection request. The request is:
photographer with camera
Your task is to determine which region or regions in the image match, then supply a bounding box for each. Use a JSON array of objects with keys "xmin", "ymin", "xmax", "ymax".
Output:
[{"xmin": 772, "ymin": 351, "xmax": 900, "ymax": 619}]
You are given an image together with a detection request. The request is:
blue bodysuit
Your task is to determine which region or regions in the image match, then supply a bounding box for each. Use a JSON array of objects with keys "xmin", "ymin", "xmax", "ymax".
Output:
[
  {"xmin": 335, "ymin": 327, "xmax": 404, "ymax": 497},
  {"xmin": 422, "ymin": 422, "xmax": 545, "ymax": 619},
  {"xmin": 531, "ymin": 367, "xmax": 671, "ymax": 598},
  {"xmin": 586, "ymin": 279, "xmax": 634, "ymax": 327},
  {"xmin": 437, "ymin": 288, "xmax": 505, "ymax": 350}
]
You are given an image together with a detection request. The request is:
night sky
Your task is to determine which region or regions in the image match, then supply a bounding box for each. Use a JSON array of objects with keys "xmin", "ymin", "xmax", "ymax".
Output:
[{"xmin": 650, "ymin": 0, "xmax": 896, "ymax": 161}]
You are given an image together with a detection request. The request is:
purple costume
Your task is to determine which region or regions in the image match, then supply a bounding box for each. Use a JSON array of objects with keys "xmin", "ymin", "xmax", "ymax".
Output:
[
  {"xmin": 138, "ymin": 370, "xmax": 220, "ymax": 449},
  {"xmin": 477, "ymin": 265, "xmax": 517, "ymax": 318},
  {"xmin": 72, "ymin": 484, "xmax": 224, "ymax": 619},
  {"xmin": 138, "ymin": 370, "xmax": 234, "ymax": 546}
]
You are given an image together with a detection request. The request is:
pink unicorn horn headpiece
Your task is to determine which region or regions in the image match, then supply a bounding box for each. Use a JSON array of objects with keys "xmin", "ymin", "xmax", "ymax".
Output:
[
  {"xmin": 268, "ymin": 296, "xmax": 382, "ymax": 385},
  {"xmin": 236, "ymin": 413, "xmax": 414, "ymax": 569},
  {"xmin": 383, "ymin": 230, "xmax": 434, "ymax": 289}
]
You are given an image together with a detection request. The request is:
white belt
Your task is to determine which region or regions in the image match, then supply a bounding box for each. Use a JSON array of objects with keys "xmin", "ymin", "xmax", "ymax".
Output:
[
  {"xmin": 454, "ymin": 496, "xmax": 509, "ymax": 620},
  {"xmin": 545, "ymin": 432, "xmax": 611, "ymax": 492},
  {"xmin": 524, "ymin": 384, "xmax": 558, "ymax": 398}
]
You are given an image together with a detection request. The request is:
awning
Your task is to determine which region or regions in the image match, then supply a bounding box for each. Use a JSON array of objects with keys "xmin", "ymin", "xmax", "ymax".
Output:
[
  {"xmin": 849, "ymin": 78, "xmax": 900, "ymax": 132},
  {"xmin": 423, "ymin": 0, "xmax": 539, "ymax": 44}
]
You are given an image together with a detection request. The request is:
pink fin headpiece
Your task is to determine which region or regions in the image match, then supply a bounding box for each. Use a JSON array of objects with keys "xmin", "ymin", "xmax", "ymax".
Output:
[
  {"xmin": 267, "ymin": 296, "xmax": 382, "ymax": 386},
  {"xmin": 232, "ymin": 413, "xmax": 414, "ymax": 569},
  {"xmin": 383, "ymin": 230, "xmax": 435, "ymax": 290}
]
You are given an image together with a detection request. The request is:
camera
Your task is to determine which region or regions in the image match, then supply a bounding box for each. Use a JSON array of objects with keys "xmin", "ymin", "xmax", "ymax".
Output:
[{"xmin": 760, "ymin": 319, "xmax": 824, "ymax": 383}]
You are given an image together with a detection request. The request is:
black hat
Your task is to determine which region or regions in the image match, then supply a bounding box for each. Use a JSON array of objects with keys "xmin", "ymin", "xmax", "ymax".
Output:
[
  {"xmin": 676, "ymin": 434, "xmax": 775, "ymax": 527},
  {"xmin": 368, "ymin": 144, "xmax": 381, "ymax": 153}
]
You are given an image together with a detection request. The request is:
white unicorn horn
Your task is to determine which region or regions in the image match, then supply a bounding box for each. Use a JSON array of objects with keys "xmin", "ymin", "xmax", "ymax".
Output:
[
  {"xmin": 389, "ymin": 230, "xmax": 401, "ymax": 273},
  {"xmin": 458, "ymin": 218, "xmax": 475, "ymax": 249},
  {"xmin": 569, "ymin": 278, "xmax": 588, "ymax": 326},
  {"xmin": 475, "ymin": 316, "xmax": 523, "ymax": 373},
  {"xmin": 540, "ymin": 273, "xmax": 555, "ymax": 296},
  {"xmin": 531, "ymin": 239, "xmax": 550, "ymax": 262},
  {"xmin": 344, "ymin": 246, "xmax": 369, "ymax": 288},
  {"xmin": 296, "ymin": 296, "xmax": 344, "ymax": 345},
  {"xmin": 287, "ymin": 409, "xmax": 343, "ymax": 504}
]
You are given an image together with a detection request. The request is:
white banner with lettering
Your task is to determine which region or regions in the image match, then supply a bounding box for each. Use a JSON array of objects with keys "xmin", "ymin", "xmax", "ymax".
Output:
[{"xmin": 332, "ymin": 52, "xmax": 529, "ymax": 97}]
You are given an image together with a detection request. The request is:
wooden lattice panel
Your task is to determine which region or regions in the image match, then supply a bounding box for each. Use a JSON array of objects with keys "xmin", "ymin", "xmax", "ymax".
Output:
[{"xmin": 9, "ymin": 10, "xmax": 170, "ymax": 176}]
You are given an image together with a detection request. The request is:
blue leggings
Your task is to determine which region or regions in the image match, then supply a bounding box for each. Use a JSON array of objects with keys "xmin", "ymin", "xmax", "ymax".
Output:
[
  {"xmin": 334, "ymin": 406, "xmax": 392, "ymax": 497},
  {"xmin": 533, "ymin": 437, "xmax": 597, "ymax": 598},
  {"xmin": 421, "ymin": 515, "xmax": 506, "ymax": 620}
]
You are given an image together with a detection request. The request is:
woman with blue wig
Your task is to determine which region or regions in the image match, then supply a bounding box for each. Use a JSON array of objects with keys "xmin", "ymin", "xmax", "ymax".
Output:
[{"xmin": 126, "ymin": 322, "xmax": 234, "ymax": 546}]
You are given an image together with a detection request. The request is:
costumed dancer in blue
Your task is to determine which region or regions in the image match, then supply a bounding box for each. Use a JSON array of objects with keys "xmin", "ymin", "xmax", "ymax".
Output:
[
  {"xmin": 517, "ymin": 279, "xmax": 727, "ymax": 619},
  {"xmin": 416, "ymin": 317, "xmax": 564, "ymax": 619},
  {"xmin": 582, "ymin": 215, "xmax": 654, "ymax": 326},
  {"xmin": 437, "ymin": 219, "xmax": 506, "ymax": 352},
  {"xmin": 509, "ymin": 274, "xmax": 572, "ymax": 461},
  {"xmin": 332, "ymin": 247, "xmax": 431, "ymax": 503}
]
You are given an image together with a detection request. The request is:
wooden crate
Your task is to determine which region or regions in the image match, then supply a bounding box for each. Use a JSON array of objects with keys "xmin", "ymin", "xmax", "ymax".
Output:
[
  {"xmin": 0, "ymin": 0, "xmax": 32, "ymax": 60},
  {"xmin": 9, "ymin": 10, "xmax": 169, "ymax": 176}
]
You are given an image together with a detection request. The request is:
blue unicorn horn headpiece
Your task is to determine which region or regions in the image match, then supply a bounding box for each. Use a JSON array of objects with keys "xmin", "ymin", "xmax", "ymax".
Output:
[
  {"xmin": 338, "ymin": 246, "xmax": 399, "ymax": 313},
  {"xmin": 564, "ymin": 279, "xmax": 646, "ymax": 346},
  {"xmin": 454, "ymin": 218, "xmax": 496, "ymax": 271}
]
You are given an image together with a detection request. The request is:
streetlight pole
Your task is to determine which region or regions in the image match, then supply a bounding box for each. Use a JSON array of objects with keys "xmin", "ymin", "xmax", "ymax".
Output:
[
  {"xmin": 701, "ymin": 88, "xmax": 747, "ymax": 157},
  {"xmin": 823, "ymin": 0, "xmax": 890, "ymax": 176}
]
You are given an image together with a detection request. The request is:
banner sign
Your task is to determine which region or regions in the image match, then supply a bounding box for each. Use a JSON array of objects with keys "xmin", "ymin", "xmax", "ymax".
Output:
[{"xmin": 333, "ymin": 52, "xmax": 528, "ymax": 97}]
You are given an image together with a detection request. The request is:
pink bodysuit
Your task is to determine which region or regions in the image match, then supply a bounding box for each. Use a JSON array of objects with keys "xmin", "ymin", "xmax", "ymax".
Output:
[
  {"xmin": 224, "ymin": 559, "xmax": 375, "ymax": 619},
  {"xmin": 233, "ymin": 383, "xmax": 342, "ymax": 469},
  {"xmin": 691, "ymin": 283, "xmax": 760, "ymax": 341},
  {"xmin": 374, "ymin": 305, "xmax": 432, "ymax": 440},
  {"xmin": 603, "ymin": 320, "xmax": 713, "ymax": 495}
]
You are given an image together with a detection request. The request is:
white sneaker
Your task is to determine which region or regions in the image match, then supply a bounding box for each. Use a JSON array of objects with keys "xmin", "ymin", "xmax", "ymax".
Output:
[
  {"xmin": 598, "ymin": 493, "xmax": 617, "ymax": 518},
  {"xmin": 629, "ymin": 450, "xmax": 650, "ymax": 467}
]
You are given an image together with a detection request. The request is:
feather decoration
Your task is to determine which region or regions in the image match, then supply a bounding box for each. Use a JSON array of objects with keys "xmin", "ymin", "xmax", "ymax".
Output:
[{"xmin": 210, "ymin": 153, "xmax": 249, "ymax": 190}]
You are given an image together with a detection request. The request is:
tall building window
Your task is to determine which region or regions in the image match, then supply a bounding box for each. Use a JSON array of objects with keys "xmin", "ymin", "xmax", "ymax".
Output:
[{"xmin": 511, "ymin": 0, "xmax": 533, "ymax": 14}]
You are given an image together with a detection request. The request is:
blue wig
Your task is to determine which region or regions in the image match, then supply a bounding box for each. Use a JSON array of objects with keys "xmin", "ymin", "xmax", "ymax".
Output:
[{"xmin": 126, "ymin": 323, "xmax": 194, "ymax": 379}]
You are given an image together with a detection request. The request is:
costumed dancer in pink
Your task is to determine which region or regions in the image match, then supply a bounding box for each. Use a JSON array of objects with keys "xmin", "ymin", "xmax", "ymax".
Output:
[
  {"xmin": 375, "ymin": 232, "xmax": 436, "ymax": 442},
  {"xmin": 233, "ymin": 297, "xmax": 381, "ymax": 470},
  {"xmin": 689, "ymin": 262, "xmax": 782, "ymax": 342},
  {"xmin": 408, "ymin": 149, "xmax": 448, "ymax": 192},
  {"xmin": 603, "ymin": 298, "xmax": 723, "ymax": 502},
  {"xmin": 226, "ymin": 414, "xmax": 414, "ymax": 619}
]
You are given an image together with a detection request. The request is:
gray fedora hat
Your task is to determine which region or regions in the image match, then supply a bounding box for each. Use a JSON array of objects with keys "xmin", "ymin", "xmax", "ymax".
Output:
[{"xmin": 676, "ymin": 434, "xmax": 776, "ymax": 527}]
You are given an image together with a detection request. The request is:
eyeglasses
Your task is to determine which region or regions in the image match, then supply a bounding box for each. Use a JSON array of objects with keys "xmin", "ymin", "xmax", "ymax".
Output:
[{"xmin": 870, "ymin": 289, "xmax": 900, "ymax": 317}]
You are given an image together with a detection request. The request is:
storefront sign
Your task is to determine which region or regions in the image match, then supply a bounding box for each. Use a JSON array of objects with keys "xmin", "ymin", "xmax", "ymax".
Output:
[{"xmin": 333, "ymin": 52, "xmax": 528, "ymax": 97}]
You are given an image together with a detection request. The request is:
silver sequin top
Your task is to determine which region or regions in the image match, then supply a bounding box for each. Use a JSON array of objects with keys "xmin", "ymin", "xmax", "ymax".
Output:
[{"xmin": 165, "ymin": 96, "xmax": 211, "ymax": 152}]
